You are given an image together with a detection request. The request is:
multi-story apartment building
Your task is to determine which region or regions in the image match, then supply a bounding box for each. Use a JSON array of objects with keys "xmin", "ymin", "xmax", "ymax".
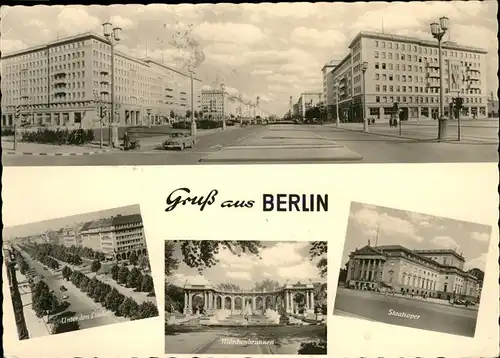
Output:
[
  {"xmin": 327, "ymin": 31, "xmax": 488, "ymax": 123},
  {"xmin": 322, "ymin": 61, "xmax": 339, "ymax": 121},
  {"xmin": 78, "ymin": 214, "xmax": 146, "ymax": 261},
  {"xmin": 295, "ymin": 92, "xmax": 322, "ymax": 120},
  {"xmin": 1, "ymin": 32, "xmax": 202, "ymax": 128},
  {"xmin": 345, "ymin": 244, "xmax": 482, "ymax": 302}
]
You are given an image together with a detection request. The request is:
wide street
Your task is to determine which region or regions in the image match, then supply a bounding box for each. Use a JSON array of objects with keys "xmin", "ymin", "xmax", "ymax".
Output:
[
  {"xmin": 334, "ymin": 287, "xmax": 478, "ymax": 337},
  {"xmin": 3, "ymin": 120, "xmax": 497, "ymax": 165},
  {"xmin": 165, "ymin": 324, "xmax": 326, "ymax": 354},
  {"xmin": 18, "ymin": 249, "xmax": 126, "ymax": 331}
]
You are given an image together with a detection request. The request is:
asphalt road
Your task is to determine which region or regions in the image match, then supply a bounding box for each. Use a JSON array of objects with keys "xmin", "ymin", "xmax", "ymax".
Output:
[
  {"xmin": 3, "ymin": 121, "xmax": 497, "ymax": 165},
  {"xmin": 19, "ymin": 250, "xmax": 125, "ymax": 331},
  {"xmin": 165, "ymin": 324, "xmax": 326, "ymax": 354},
  {"xmin": 334, "ymin": 288, "xmax": 478, "ymax": 337}
]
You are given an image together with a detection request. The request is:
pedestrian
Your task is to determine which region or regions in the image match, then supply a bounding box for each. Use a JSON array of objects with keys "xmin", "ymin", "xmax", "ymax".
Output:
[{"xmin": 123, "ymin": 131, "xmax": 130, "ymax": 150}]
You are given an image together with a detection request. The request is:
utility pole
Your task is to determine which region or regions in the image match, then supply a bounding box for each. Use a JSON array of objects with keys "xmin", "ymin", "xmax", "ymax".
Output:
[{"xmin": 289, "ymin": 96, "xmax": 292, "ymax": 120}]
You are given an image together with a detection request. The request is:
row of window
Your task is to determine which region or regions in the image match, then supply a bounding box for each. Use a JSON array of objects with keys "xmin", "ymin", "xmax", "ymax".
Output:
[
  {"xmin": 373, "ymin": 40, "xmax": 482, "ymax": 60},
  {"xmin": 374, "ymin": 95, "xmax": 483, "ymax": 105}
]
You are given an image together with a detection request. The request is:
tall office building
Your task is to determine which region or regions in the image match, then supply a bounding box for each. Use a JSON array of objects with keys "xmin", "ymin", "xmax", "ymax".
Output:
[
  {"xmin": 327, "ymin": 31, "xmax": 488, "ymax": 123},
  {"xmin": 1, "ymin": 32, "xmax": 202, "ymax": 128},
  {"xmin": 322, "ymin": 61, "xmax": 339, "ymax": 121}
]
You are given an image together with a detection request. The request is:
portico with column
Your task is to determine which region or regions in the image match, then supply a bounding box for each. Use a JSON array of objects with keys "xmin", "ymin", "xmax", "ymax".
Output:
[{"xmin": 346, "ymin": 245, "xmax": 387, "ymax": 290}]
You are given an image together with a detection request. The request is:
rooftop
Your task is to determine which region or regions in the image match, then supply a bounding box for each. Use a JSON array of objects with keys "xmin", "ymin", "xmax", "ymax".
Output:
[
  {"xmin": 349, "ymin": 30, "xmax": 488, "ymax": 54},
  {"xmin": 111, "ymin": 213, "xmax": 143, "ymax": 226}
]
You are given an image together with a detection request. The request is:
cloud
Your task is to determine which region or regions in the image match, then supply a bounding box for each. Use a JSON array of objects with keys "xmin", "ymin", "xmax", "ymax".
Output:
[
  {"xmin": 193, "ymin": 22, "xmax": 267, "ymax": 44},
  {"xmin": 470, "ymin": 231, "xmax": 491, "ymax": 243},
  {"xmin": 290, "ymin": 27, "xmax": 346, "ymax": 48},
  {"xmin": 227, "ymin": 271, "xmax": 252, "ymax": 280},
  {"xmin": 251, "ymin": 69, "xmax": 274, "ymax": 76},
  {"xmin": 464, "ymin": 253, "xmax": 487, "ymax": 271},
  {"xmin": 109, "ymin": 15, "xmax": 135, "ymax": 29},
  {"xmin": 277, "ymin": 261, "xmax": 320, "ymax": 281},
  {"xmin": 259, "ymin": 242, "xmax": 309, "ymax": 266},
  {"xmin": 57, "ymin": 7, "xmax": 100, "ymax": 35},
  {"xmin": 430, "ymin": 235, "xmax": 459, "ymax": 249},
  {"xmin": 170, "ymin": 273, "xmax": 210, "ymax": 286},
  {"xmin": 0, "ymin": 39, "xmax": 26, "ymax": 53},
  {"xmin": 350, "ymin": 206, "xmax": 424, "ymax": 243}
]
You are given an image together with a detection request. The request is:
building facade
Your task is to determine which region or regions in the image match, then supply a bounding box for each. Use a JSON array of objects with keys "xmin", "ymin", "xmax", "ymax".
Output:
[
  {"xmin": 322, "ymin": 61, "xmax": 339, "ymax": 121},
  {"xmin": 201, "ymin": 90, "xmax": 250, "ymax": 121},
  {"xmin": 295, "ymin": 92, "xmax": 322, "ymax": 120},
  {"xmin": 1, "ymin": 32, "xmax": 202, "ymax": 128},
  {"xmin": 328, "ymin": 31, "xmax": 488, "ymax": 123},
  {"xmin": 78, "ymin": 214, "xmax": 147, "ymax": 261},
  {"xmin": 345, "ymin": 244, "xmax": 482, "ymax": 302}
]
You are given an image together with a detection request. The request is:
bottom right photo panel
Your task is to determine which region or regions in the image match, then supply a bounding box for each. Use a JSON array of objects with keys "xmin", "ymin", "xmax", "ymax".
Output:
[{"xmin": 334, "ymin": 201, "xmax": 491, "ymax": 338}]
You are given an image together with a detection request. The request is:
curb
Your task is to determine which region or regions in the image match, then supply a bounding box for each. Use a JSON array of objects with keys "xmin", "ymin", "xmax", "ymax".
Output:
[
  {"xmin": 3, "ymin": 149, "xmax": 112, "ymax": 156},
  {"xmin": 334, "ymin": 126, "xmax": 495, "ymax": 144}
]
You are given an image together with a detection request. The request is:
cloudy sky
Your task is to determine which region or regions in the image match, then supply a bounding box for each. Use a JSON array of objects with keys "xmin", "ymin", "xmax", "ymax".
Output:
[
  {"xmin": 342, "ymin": 202, "xmax": 492, "ymax": 272},
  {"xmin": 1, "ymin": 2, "xmax": 497, "ymax": 115},
  {"xmin": 3, "ymin": 204, "xmax": 141, "ymax": 239},
  {"xmin": 169, "ymin": 241, "xmax": 324, "ymax": 288}
]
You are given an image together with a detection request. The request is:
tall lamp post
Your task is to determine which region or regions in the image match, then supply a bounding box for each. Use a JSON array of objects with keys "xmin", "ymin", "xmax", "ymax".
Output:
[
  {"xmin": 361, "ymin": 61, "xmax": 369, "ymax": 132},
  {"xmin": 334, "ymin": 81, "xmax": 340, "ymax": 128},
  {"xmin": 188, "ymin": 64, "xmax": 196, "ymax": 136},
  {"xmin": 102, "ymin": 21, "xmax": 122, "ymax": 148},
  {"xmin": 221, "ymin": 83, "xmax": 226, "ymax": 130},
  {"xmin": 93, "ymin": 89, "xmax": 104, "ymax": 149},
  {"xmin": 430, "ymin": 16, "xmax": 449, "ymax": 141}
]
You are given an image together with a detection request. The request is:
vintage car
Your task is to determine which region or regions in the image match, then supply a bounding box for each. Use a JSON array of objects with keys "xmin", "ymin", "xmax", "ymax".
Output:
[{"xmin": 163, "ymin": 132, "xmax": 196, "ymax": 150}]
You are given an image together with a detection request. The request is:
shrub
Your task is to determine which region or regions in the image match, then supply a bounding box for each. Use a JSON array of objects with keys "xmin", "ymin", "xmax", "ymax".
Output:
[
  {"xmin": 1, "ymin": 128, "xmax": 15, "ymax": 136},
  {"xmin": 172, "ymin": 120, "xmax": 222, "ymax": 130},
  {"xmin": 21, "ymin": 128, "xmax": 94, "ymax": 145}
]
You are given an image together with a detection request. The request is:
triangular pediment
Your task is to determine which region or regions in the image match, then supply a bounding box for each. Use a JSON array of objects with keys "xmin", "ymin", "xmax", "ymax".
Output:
[{"xmin": 353, "ymin": 245, "xmax": 384, "ymax": 256}]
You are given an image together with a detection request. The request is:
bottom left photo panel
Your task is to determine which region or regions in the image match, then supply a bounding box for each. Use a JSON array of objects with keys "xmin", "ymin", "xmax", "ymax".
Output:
[{"xmin": 2, "ymin": 204, "xmax": 159, "ymax": 340}]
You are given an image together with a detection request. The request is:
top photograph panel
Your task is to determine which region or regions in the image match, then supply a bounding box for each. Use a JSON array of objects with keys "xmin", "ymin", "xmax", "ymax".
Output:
[{"xmin": 1, "ymin": 2, "xmax": 498, "ymax": 166}]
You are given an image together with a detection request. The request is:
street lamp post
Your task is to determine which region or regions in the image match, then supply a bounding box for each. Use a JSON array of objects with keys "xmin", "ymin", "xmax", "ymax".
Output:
[
  {"xmin": 188, "ymin": 64, "xmax": 197, "ymax": 136},
  {"xmin": 93, "ymin": 89, "xmax": 103, "ymax": 149},
  {"xmin": 102, "ymin": 22, "xmax": 122, "ymax": 148},
  {"xmin": 334, "ymin": 81, "xmax": 340, "ymax": 128},
  {"xmin": 361, "ymin": 61, "xmax": 369, "ymax": 132},
  {"xmin": 430, "ymin": 16, "xmax": 450, "ymax": 141},
  {"xmin": 221, "ymin": 83, "xmax": 226, "ymax": 130}
]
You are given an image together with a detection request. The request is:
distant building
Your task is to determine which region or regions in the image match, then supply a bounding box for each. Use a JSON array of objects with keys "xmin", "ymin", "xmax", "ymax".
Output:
[
  {"xmin": 322, "ymin": 61, "xmax": 340, "ymax": 121},
  {"xmin": 345, "ymin": 243, "xmax": 482, "ymax": 302},
  {"xmin": 487, "ymin": 94, "xmax": 498, "ymax": 117},
  {"xmin": 295, "ymin": 92, "xmax": 322, "ymax": 120},
  {"xmin": 79, "ymin": 213, "xmax": 147, "ymax": 261}
]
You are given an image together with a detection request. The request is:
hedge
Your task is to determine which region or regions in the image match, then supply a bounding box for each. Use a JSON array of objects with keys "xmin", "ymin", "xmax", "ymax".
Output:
[
  {"xmin": 1, "ymin": 128, "xmax": 15, "ymax": 136},
  {"xmin": 21, "ymin": 128, "xmax": 94, "ymax": 145},
  {"xmin": 172, "ymin": 120, "xmax": 222, "ymax": 130}
]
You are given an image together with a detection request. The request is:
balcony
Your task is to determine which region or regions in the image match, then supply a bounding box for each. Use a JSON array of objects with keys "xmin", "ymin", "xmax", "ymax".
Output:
[
  {"xmin": 53, "ymin": 82, "xmax": 67, "ymax": 88},
  {"xmin": 100, "ymin": 90, "xmax": 109, "ymax": 95},
  {"xmin": 425, "ymin": 62, "xmax": 439, "ymax": 69},
  {"xmin": 53, "ymin": 72, "xmax": 67, "ymax": 79},
  {"xmin": 100, "ymin": 70, "xmax": 109, "ymax": 75},
  {"xmin": 100, "ymin": 79, "xmax": 110, "ymax": 85},
  {"xmin": 427, "ymin": 72, "xmax": 440, "ymax": 79},
  {"xmin": 54, "ymin": 91, "xmax": 67, "ymax": 97}
]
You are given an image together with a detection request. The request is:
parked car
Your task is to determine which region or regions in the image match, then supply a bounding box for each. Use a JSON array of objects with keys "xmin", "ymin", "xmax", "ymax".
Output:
[
  {"xmin": 62, "ymin": 295, "xmax": 69, "ymax": 300},
  {"xmin": 163, "ymin": 132, "xmax": 195, "ymax": 150},
  {"xmin": 60, "ymin": 285, "xmax": 67, "ymax": 291}
]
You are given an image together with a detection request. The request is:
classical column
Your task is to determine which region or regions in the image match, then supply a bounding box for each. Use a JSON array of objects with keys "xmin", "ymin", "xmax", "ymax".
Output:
[
  {"xmin": 310, "ymin": 291, "xmax": 315, "ymax": 311},
  {"xmin": 184, "ymin": 291, "xmax": 188, "ymax": 311},
  {"xmin": 306, "ymin": 291, "xmax": 310, "ymax": 309}
]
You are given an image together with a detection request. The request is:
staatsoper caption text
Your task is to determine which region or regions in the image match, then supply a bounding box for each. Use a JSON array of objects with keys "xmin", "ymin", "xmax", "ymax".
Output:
[{"xmin": 165, "ymin": 187, "xmax": 328, "ymax": 212}]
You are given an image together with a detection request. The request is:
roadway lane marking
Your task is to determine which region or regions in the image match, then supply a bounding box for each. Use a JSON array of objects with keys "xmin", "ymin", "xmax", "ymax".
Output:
[
  {"xmin": 226, "ymin": 128, "xmax": 264, "ymax": 147},
  {"xmin": 309, "ymin": 131, "xmax": 340, "ymax": 144}
]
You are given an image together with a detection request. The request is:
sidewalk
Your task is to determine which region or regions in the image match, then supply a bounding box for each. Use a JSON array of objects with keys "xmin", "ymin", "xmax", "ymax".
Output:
[
  {"xmin": 15, "ymin": 270, "xmax": 51, "ymax": 338},
  {"xmin": 331, "ymin": 123, "xmax": 497, "ymax": 144},
  {"xmin": 1, "ymin": 137, "xmax": 113, "ymax": 156},
  {"xmin": 381, "ymin": 292, "xmax": 479, "ymax": 310}
]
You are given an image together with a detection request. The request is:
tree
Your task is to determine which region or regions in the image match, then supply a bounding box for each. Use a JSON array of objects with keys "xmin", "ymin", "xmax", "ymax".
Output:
[
  {"xmin": 127, "ymin": 267, "xmax": 141, "ymax": 288},
  {"xmin": 91, "ymin": 260, "xmax": 102, "ymax": 274},
  {"xmin": 137, "ymin": 254, "xmax": 150, "ymax": 272},
  {"xmin": 186, "ymin": 110, "xmax": 192, "ymax": 119},
  {"xmin": 118, "ymin": 266, "xmax": 130, "ymax": 284},
  {"xmin": 313, "ymin": 282, "xmax": 327, "ymax": 314},
  {"xmin": 216, "ymin": 283, "xmax": 241, "ymax": 292},
  {"xmin": 118, "ymin": 297, "xmax": 135, "ymax": 317},
  {"xmin": 309, "ymin": 241, "xmax": 327, "ymax": 278},
  {"xmin": 128, "ymin": 252, "xmax": 138, "ymax": 266},
  {"xmin": 111, "ymin": 264, "xmax": 120, "ymax": 280},
  {"xmin": 253, "ymin": 279, "xmax": 281, "ymax": 292},
  {"xmin": 165, "ymin": 283, "xmax": 184, "ymax": 313},
  {"xmin": 140, "ymin": 275, "xmax": 154, "ymax": 293},
  {"xmin": 165, "ymin": 241, "xmax": 179, "ymax": 276},
  {"xmin": 169, "ymin": 110, "xmax": 175, "ymax": 119},
  {"xmin": 136, "ymin": 301, "xmax": 159, "ymax": 319},
  {"xmin": 177, "ymin": 240, "xmax": 264, "ymax": 273}
]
